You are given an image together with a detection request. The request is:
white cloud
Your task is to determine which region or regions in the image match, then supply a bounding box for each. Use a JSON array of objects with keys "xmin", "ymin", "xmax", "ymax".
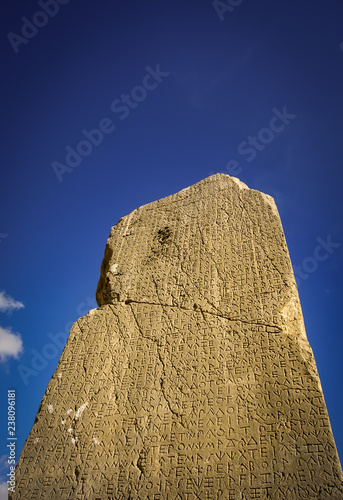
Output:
[
  {"xmin": 0, "ymin": 454, "xmax": 7, "ymax": 471},
  {"xmin": 0, "ymin": 455, "xmax": 11, "ymax": 499},
  {"xmin": 0, "ymin": 326, "xmax": 23, "ymax": 362},
  {"xmin": 0, "ymin": 291, "xmax": 24, "ymax": 313},
  {"xmin": 0, "ymin": 482, "xmax": 8, "ymax": 499}
]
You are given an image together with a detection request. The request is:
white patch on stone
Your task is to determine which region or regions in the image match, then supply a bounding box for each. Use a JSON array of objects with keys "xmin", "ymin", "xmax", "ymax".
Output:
[
  {"xmin": 230, "ymin": 176, "xmax": 249, "ymax": 190},
  {"xmin": 179, "ymin": 186, "xmax": 191, "ymax": 194},
  {"xmin": 260, "ymin": 192, "xmax": 279, "ymax": 217},
  {"xmin": 61, "ymin": 420, "xmax": 66, "ymax": 425},
  {"xmin": 66, "ymin": 409, "xmax": 73, "ymax": 415},
  {"xmin": 110, "ymin": 263, "xmax": 119, "ymax": 274},
  {"xmin": 67, "ymin": 428, "xmax": 73, "ymax": 434},
  {"xmin": 57, "ymin": 372, "xmax": 62, "ymax": 379},
  {"xmin": 34, "ymin": 438, "xmax": 39, "ymax": 444},
  {"xmin": 47, "ymin": 405, "xmax": 53, "ymax": 414},
  {"xmin": 71, "ymin": 437, "xmax": 78, "ymax": 445},
  {"xmin": 92, "ymin": 437, "xmax": 100, "ymax": 445},
  {"xmin": 74, "ymin": 402, "xmax": 88, "ymax": 420}
]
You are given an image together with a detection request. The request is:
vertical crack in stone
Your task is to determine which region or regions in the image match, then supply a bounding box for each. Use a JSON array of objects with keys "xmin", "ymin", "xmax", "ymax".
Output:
[{"xmin": 128, "ymin": 302, "xmax": 185, "ymax": 424}]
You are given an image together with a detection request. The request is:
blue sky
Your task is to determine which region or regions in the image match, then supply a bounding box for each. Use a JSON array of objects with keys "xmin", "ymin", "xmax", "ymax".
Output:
[{"xmin": 1, "ymin": 0, "xmax": 343, "ymax": 490}]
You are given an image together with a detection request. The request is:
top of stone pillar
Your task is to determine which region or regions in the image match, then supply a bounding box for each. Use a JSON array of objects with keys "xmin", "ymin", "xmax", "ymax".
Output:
[{"xmin": 96, "ymin": 172, "xmax": 304, "ymax": 341}]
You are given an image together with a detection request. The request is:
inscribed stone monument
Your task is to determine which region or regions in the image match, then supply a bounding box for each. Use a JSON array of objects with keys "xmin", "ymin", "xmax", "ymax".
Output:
[{"xmin": 12, "ymin": 174, "xmax": 343, "ymax": 498}]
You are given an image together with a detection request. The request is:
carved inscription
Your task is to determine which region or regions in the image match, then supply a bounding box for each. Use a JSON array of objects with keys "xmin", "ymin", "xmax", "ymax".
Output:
[{"xmin": 12, "ymin": 174, "xmax": 343, "ymax": 499}]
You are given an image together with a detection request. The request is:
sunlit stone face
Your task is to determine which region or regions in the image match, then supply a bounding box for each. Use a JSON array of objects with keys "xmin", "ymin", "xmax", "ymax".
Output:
[{"xmin": 12, "ymin": 174, "xmax": 343, "ymax": 499}]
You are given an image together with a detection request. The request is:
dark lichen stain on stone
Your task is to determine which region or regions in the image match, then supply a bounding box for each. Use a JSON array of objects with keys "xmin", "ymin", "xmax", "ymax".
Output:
[{"xmin": 157, "ymin": 226, "xmax": 171, "ymax": 244}]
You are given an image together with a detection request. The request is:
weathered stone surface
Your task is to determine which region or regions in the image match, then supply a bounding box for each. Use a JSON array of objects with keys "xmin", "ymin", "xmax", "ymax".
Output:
[{"xmin": 12, "ymin": 174, "xmax": 343, "ymax": 499}]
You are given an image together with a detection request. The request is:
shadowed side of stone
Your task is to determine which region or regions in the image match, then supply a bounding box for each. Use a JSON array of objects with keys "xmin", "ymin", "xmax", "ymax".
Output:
[{"xmin": 12, "ymin": 174, "xmax": 343, "ymax": 499}]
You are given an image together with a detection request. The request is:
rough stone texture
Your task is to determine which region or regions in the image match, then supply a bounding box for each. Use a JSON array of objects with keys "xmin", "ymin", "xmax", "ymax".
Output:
[{"xmin": 12, "ymin": 174, "xmax": 343, "ymax": 499}]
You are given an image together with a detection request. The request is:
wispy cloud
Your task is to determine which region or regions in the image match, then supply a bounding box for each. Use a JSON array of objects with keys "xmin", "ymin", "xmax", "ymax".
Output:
[
  {"xmin": 0, "ymin": 326, "xmax": 23, "ymax": 362},
  {"xmin": 0, "ymin": 454, "xmax": 7, "ymax": 478},
  {"xmin": 0, "ymin": 454, "xmax": 9, "ymax": 497},
  {"xmin": 0, "ymin": 482, "xmax": 8, "ymax": 498},
  {"xmin": 0, "ymin": 291, "xmax": 24, "ymax": 313}
]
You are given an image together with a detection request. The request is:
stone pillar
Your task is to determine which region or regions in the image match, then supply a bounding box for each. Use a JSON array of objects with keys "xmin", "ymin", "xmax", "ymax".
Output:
[{"xmin": 12, "ymin": 174, "xmax": 343, "ymax": 499}]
